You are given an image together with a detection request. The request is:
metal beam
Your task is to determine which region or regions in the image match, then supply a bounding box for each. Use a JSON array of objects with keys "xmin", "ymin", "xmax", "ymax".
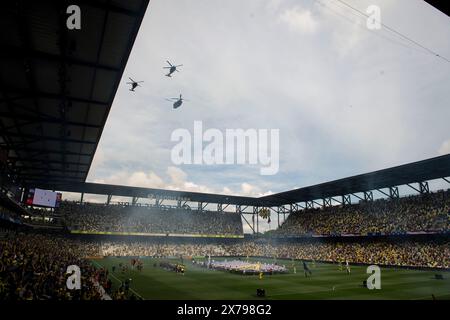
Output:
[
  {"xmin": 0, "ymin": 111, "xmax": 102, "ymax": 129},
  {"xmin": 0, "ymin": 87, "xmax": 109, "ymax": 106},
  {"xmin": 376, "ymin": 188, "xmax": 390, "ymax": 198},
  {"xmin": 323, "ymin": 197, "xmax": 332, "ymax": 207},
  {"xmin": 331, "ymin": 197, "xmax": 342, "ymax": 204},
  {"xmin": 239, "ymin": 207, "xmax": 255, "ymax": 234},
  {"xmin": 312, "ymin": 200, "xmax": 322, "ymax": 207},
  {"xmin": 364, "ymin": 191, "xmax": 373, "ymax": 202},
  {"xmin": 419, "ymin": 181, "xmax": 429, "ymax": 194},
  {"xmin": 0, "ymin": 46, "xmax": 120, "ymax": 72},
  {"xmin": 342, "ymin": 194, "xmax": 351, "ymax": 206},
  {"xmin": 406, "ymin": 183, "xmax": 421, "ymax": 194},
  {"xmin": 0, "ymin": 130, "xmax": 97, "ymax": 144},
  {"xmin": 13, "ymin": 165, "xmax": 85, "ymax": 174},
  {"xmin": 389, "ymin": 186, "xmax": 399, "ymax": 199},
  {"xmin": 78, "ymin": 0, "xmax": 143, "ymax": 17},
  {"xmin": 8, "ymin": 155, "xmax": 89, "ymax": 166},
  {"xmin": 3, "ymin": 146, "xmax": 92, "ymax": 157},
  {"xmin": 351, "ymin": 193, "xmax": 364, "ymax": 201}
]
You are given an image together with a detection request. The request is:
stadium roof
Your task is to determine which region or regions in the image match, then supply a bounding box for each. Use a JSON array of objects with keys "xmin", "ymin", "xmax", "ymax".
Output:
[
  {"xmin": 424, "ymin": 0, "xmax": 450, "ymax": 16},
  {"xmin": 260, "ymin": 154, "xmax": 450, "ymax": 206},
  {"xmin": 34, "ymin": 154, "xmax": 450, "ymax": 208},
  {"xmin": 0, "ymin": 0, "xmax": 149, "ymax": 186},
  {"xmin": 34, "ymin": 181, "xmax": 277, "ymax": 207}
]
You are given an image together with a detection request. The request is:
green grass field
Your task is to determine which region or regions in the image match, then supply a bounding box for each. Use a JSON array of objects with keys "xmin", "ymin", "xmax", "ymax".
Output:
[{"xmin": 92, "ymin": 257, "xmax": 450, "ymax": 300}]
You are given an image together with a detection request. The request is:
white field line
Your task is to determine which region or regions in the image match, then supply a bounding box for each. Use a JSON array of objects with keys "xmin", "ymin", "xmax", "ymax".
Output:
[{"xmin": 91, "ymin": 260, "xmax": 145, "ymax": 300}]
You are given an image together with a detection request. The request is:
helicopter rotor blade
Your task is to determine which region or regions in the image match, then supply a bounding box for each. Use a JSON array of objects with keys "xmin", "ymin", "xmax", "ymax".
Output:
[
  {"xmin": 175, "ymin": 64, "xmax": 183, "ymax": 67},
  {"xmin": 166, "ymin": 60, "xmax": 173, "ymax": 67},
  {"xmin": 128, "ymin": 77, "xmax": 135, "ymax": 82}
]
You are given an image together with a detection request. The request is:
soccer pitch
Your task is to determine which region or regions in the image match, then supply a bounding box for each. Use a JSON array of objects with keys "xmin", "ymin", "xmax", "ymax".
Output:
[{"xmin": 92, "ymin": 257, "xmax": 450, "ymax": 300}]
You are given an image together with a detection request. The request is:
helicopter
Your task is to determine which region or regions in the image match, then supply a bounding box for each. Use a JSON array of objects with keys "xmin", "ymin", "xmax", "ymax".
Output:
[
  {"xmin": 163, "ymin": 60, "xmax": 183, "ymax": 77},
  {"xmin": 126, "ymin": 77, "xmax": 144, "ymax": 91},
  {"xmin": 166, "ymin": 94, "xmax": 188, "ymax": 109}
]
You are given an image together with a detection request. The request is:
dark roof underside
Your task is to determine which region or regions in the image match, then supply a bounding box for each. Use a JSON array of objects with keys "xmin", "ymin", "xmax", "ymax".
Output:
[
  {"xmin": 424, "ymin": 0, "xmax": 450, "ymax": 16},
  {"xmin": 0, "ymin": 0, "xmax": 149, "ymax": 186},
  {"xmin": 260, "ymin": 154, "xmax": 450, "ymax": 206}
]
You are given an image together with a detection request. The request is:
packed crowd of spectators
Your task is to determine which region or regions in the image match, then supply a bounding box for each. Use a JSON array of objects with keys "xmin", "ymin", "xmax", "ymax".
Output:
[
  {"xmin": 272, "ymin": 190, "xmax": 450, "ymax": 236},
  {"xmin": 0, "ymin": 228, "xmax": 448, "ymax": 300},
  {"xmin": 59, "ymin": 202, "xmax": 243, "ymax": 235},
  {"xmin": 88, "ymin": 238, "xmax": 449, "ymax": 269},
  {"xmin": 0, "ymin": 231, "xmax": 106, "ymax": 300}
]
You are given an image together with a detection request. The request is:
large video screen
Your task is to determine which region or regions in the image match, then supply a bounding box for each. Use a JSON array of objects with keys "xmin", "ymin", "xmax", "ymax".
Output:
[{"xmin": 25, "ymin": 188, "xmax": 62, "ymax": 208}]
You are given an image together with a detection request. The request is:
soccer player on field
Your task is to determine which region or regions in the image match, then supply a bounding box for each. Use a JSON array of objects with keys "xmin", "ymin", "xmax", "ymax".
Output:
[
  {"xmin": 303, "ymin": 261, "xmax": 312, "ymax": 277},
  {"xmin": 345, "ymin": 260, "xmax": 351, "ymax": 274}
]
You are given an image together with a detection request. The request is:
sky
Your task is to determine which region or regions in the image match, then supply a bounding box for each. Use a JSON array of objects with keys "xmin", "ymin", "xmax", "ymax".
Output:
[{"xmin": 80, "ymin": 0, "xmax": 450, "ymax": 231}]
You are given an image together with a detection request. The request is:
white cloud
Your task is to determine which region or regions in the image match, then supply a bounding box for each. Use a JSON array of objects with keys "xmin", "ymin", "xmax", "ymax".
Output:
[
  {"xmin": 92, "ymin": 166, "xmax": 267, "ymax": 197},
  {"xmin": 438, "ymin": 140, "xmax": 450, "ymax": 155},
  {"xmin": 94, "ymin": 171, "xmax": 165, "ymax": 189},
  {"xmin": 241, "ymin": 182, "xmax": 258, "ymax": 195},
  {"xmin": 167, "ymin": 166, "xmax": 187, "ymax": 185},
  {"xmin": 86, "ymin": 0, "xmax": 450, "ymax": 204},
  {"xmin": 279, "ymin": 6, "xmax": 318, "ymax": 34}
]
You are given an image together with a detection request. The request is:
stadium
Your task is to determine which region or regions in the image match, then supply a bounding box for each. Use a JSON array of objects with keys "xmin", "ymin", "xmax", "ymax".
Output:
[{"xmin": 0, "ymin": 0, "xmax": 449, "ymax": 304}]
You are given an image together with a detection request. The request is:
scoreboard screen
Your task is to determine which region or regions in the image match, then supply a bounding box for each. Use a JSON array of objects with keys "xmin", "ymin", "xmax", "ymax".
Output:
[{"xmin": 25, "ymin": 188, "xmax": 62, "ymax": 208}]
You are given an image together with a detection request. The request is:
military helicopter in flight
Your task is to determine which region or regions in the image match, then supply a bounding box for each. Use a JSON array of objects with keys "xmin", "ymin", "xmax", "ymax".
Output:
[
  {"xmin": 126, "ymin": 77, "xmax": 144, "ymax": 91},
  {"xmin": 163, "ymin": 60, "xmax": 183, "ymax": 77},
  {"xmin": 166, "ymin": 94, "xmax": 188, "ymax": 109}
]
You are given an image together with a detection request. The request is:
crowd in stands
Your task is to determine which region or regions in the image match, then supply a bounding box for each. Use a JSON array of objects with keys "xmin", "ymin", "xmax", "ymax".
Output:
[
  {"xmin": 59, "ymin": 202, "xmax": 243, "ymax": 235},
  {"xmin": 0, "ymin": 229, "xmax": 448, "ymax": 300},
  {"xmin": 272, "ymin": 190, "xmax": 450, "ymax": 236},
  {"xmin": 85, "ymin": 238, "xmax": 449, "ymax": 269},
  {"xmin": 1, "ymin": 189, "xmax": 449, "ymax": 300},
  {"xmin": 0, "ymin": 231, "xmax": 106, "ymax": 300}
]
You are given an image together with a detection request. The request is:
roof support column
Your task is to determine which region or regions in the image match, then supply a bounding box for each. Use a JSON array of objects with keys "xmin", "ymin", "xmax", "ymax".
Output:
[
  {"xmin": 290, "ymin": 203, "xmax": 299, "ymax": 213},
  {"xmin": 80, "ymin": 192, "xmax": 84, "ymax": 204},
  {"xmin": 342, "ymin": 195, "xmax": 351, "ymax": 206},
  {"xmin": 305, "ymin": 201, "xmax": 314, "ymax": 209},
  {"xmin": 253, "ymin": 206, "xmax": 259, "ymax": 234},
  {"xmin": 419, "ymin": 181, "xmax": 429, "ymax": 194},
  {"xmin": 323, "ymin": 197, "xmax": 332, "ymax": 207},
  {"xmin": 238, "ymin": 205, "xmax": 255, "ymax": 234},
  {"xmin": 389, "ymin": 187, "xmax": 399, "ymax": 199},
  {"xmin": 132, "ymin": 196, "xmax": 139, "ymax": 205},
  {"xmin": 277, "ymin": 207, "xmax": 280, "ymax": 227},
  {"xmin": 364, "ymin": 191, "xmax": 373, "ymax": 202},
  {"xmin": 198, "ymin": 202, "xmax": 208, "ymax": 212},
  {"xmin": 106, "ymin": 194, "xmax": 112, "ymax": 205}
]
